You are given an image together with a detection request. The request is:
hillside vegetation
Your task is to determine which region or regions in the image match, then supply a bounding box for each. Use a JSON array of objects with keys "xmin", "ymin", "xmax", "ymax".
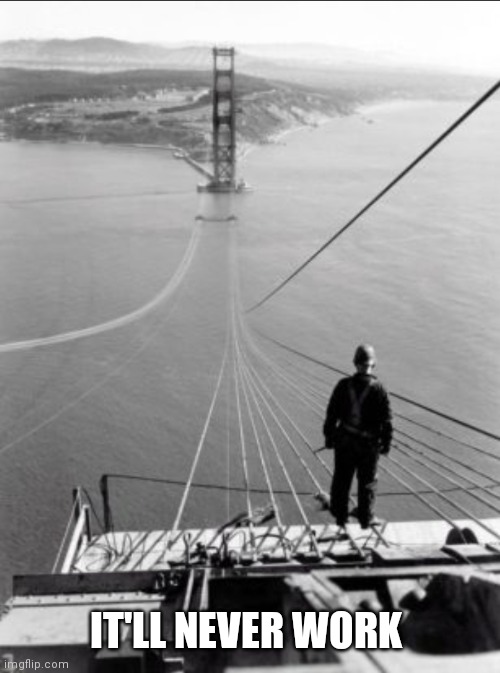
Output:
[
  {"xmin": 0, "ymin": 68, "xmax": 354, "ymax": 156},
  {"xmin": 0, "ymin": 40, "xmax": 489, "ymax": 155}
]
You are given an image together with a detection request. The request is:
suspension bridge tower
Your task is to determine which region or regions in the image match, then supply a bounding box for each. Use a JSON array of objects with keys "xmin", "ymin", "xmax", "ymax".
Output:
[{"xmin": 197, "ymin": 47, "xmax": 238, "ymax": 221}]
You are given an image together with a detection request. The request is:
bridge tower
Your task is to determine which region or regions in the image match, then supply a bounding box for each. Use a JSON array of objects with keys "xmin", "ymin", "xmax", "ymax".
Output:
[
  {"xmin": 197, "ymin": 47, "xmax": 237, "ymax": 221},
  {"xmin": 211, "ymin": 46, "xmax": 236, "ymax": 188}
]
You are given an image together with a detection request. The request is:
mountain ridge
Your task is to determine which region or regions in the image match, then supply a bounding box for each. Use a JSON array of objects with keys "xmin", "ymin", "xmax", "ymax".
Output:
[
  {"xmin": 0, "ymin": 40, "xmax": 490, "ymax": 157},
  {"xmin": 0, "ymin": 38, "xmax": 483, "ymax": 77}
]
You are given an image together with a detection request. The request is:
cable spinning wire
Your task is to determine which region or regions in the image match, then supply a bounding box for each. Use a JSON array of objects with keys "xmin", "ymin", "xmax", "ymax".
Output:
[{"xmin": 247, "ymin": 80, "xmax": 500, "ymax": 313}]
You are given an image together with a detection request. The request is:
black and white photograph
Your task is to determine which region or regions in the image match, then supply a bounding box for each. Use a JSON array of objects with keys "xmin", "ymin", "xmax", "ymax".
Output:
[{"xmin": 0, "ymin": 1, "xmax": 499, "ymax": 671}]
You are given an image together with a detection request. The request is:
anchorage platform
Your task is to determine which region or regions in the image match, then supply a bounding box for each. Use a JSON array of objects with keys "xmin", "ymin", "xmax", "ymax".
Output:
[
  {"xmin": 70, "ymin": 517, "xmax": 500, "ymax": 573},
  {"xmin": 3, "ymin": 514, "xmax": 500, "ymax": 673}
]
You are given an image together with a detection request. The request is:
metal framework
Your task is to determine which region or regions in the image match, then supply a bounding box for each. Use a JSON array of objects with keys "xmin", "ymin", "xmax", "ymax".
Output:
[{"xmin": 211, "ymin": 47, "xmax": 236, "ymax": 188}]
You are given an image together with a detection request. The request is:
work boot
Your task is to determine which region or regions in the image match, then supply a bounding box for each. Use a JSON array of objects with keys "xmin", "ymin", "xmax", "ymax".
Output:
[
  {"xmin": 314, "ymin": 491, "xmax": 330, "ymax": 511},
  {"xmin": 360, "ymin": 516, "xmax": 383, "ymax": 530}
]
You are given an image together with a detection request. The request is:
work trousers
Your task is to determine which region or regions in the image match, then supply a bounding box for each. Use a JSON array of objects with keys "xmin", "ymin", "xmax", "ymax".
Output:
[{"xmin": 330, "ymin": 431, "xmax": 379, "ymax": 526}]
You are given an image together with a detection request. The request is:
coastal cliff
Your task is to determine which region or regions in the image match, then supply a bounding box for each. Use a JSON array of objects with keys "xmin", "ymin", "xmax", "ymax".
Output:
[
  {"xmin": 0, "ymin": 68, "xmax": 352, "ymax": 157},
  {"xmin": 0, "ymin": 42, "xmax": 489, "ymax": 157}
]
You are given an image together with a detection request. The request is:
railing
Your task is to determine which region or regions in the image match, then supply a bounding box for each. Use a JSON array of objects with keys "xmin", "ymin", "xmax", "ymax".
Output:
[
  {"xmin": 52, "ymin": 487, "xmax": 92, "ymax": 574},
  {"xmin": 100, "ymin": 475, "xmax": 113, "ymax": 533}
]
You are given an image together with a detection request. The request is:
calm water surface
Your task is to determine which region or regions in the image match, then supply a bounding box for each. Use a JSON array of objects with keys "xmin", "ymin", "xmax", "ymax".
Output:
[{"xmin": 0, "ymin": 99, "xmax": 499, "ymax": 599}]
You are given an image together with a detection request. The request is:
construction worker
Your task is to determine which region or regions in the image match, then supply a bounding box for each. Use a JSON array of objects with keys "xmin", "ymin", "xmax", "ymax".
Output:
[{"xmin": 323, "ymin": 344, "xmax": 392, "ymax": 528}]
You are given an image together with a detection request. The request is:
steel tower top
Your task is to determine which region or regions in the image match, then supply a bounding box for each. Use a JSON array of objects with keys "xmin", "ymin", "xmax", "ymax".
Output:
[{"xmin": 211, "ymin": 46, "xmax": 236, "ymax": 190}]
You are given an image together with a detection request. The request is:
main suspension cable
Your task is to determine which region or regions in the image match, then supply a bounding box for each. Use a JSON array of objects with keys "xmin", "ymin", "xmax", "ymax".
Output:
[
  {"xmin": 273, "ymin": 351, "xmax": 500, "ymax": 465},
  {"xmin": 239, "ymin": 349, "xmax": 319, "ymax": 551},
  {"xmin": 395, "ymin": 429, "xmax": 500, "ymax": 483},
  {"xmin": 393, "ymin": 441, "xmax": 500, "ymax": 519},
  {"xmin": 117, "ymin": 335, "xmax": 231, "ymax": 572},
  {"xmin": 235, "ymin": 339, "xmax": 290, "ymax": 558},
  {"xmin": 248, "ymin": 80, "xmax": 500, "ymax": 312},
  {"xmin": 245, "ymin": 340, "xmax": 500, "ymax": 503},
  {"xmin": 243, "ymin": 349, "xmax": 332, "ymax": 479},
  {"xmin": 243, "ymin": 341, "xmax": 465, "ymax": 534},
  {"xmin": 241, "ymin": 350, "xmax": 325, "ymax": 494},
  {"xmin": 387, "ymin": 452, "xmax": 500, "ymax": 540},
  {"xmin": 170, "ymin": 341, "xmax": 229, "ymax": 534},
  {"xmin": 237, "ymin": 313, "xmax": 333, "ymax": 476},
  {"xmin": 256, "ymin": 331, "xmax": 500, "ymax": 441},
  {"xmin": 397, "ymin": 415, "xmax": 500, "ymax": 463}
]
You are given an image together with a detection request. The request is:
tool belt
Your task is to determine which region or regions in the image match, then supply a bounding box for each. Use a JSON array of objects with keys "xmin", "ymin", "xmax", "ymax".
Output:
[{"xmin": 341, "ymin": 422, "xmax": 377, "ymax": 441}]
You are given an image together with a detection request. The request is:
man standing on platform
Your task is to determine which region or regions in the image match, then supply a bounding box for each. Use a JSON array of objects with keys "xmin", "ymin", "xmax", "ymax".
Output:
[{"xmin": 323, "ymin": 344, "xmax": 393, "ymax": 529}]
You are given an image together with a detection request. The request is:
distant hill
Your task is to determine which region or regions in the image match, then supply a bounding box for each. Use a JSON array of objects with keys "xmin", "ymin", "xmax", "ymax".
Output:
[
  {"xmin": 0, "ymin": 65, "xmax": 350, "ymax": 154},
  {"xmin": 0, "ymin": 38, "xmax": 489, "ymax": 102},
  {"xmin": 0, "ymin": 38, "xmax": 456, "ymax": 71},
  {"xmin": 0, "ymin": 40, "xmax": 491, "ymax": 156},
  {"xmin": 0, "ymin": 67, "xmax": 271, "ymax": 110},
  {"xmin": 0, "ymin": 38, "xmax": 216, "ymax": 70},
  {"xmin": 238, "ymin": 43, "xmax": 420, "ymax": 70}
]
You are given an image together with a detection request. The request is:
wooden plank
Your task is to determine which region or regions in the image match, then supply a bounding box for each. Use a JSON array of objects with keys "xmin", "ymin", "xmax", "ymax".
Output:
[
  {"xmin": 373, "ymin": 547, "xmax": 453, "ymax": 566},
  {"xmin": 442, "ymin": 543, "xmax": 500, "ymax": 563}
]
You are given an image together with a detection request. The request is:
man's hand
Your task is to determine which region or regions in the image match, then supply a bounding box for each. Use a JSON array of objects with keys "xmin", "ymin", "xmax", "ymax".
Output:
[{"xmin": 379, "ymin": 444, "xmax": 390, "ymax": 456}]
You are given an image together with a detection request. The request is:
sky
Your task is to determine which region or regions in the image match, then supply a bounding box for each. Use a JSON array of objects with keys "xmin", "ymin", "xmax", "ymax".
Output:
[{"xmin": 0, "ymin": 1, "xmax": 499, "ymax": 75}]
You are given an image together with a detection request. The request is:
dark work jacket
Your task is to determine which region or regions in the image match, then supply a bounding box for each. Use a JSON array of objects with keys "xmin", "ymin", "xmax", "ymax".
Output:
[{"xmin": 323, "ymin": 373, "xmax": 393, "ymax": 452}]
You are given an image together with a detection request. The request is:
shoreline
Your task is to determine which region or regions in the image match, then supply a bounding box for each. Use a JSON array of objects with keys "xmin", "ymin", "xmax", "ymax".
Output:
[
  {"xmin": 0, "ymin": 98, "xmax": 459, "ymax": 178},
  {"xmin": 237, "ymin": 99, "xmax": 452, "ymax": 167},
  {"xmin": 237, "ymin": 114, "xmax": 338, "ymax": 166}
]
